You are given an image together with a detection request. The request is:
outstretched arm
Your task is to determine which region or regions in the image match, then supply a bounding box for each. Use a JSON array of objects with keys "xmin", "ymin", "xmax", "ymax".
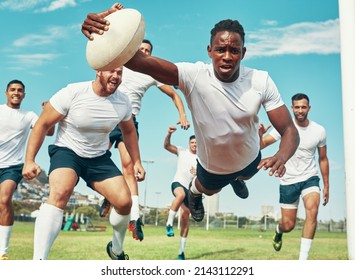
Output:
[
  {"xmin": 258, "ymin": 105, "xmax": 299, "ymax": 177},
  {"xmin": 126, "ymin": 51, "xmax": 179, "ymax": 85},
  {"xmin": 80, "ymin": 8, "xmax": 179, "ymax": 85},
  {"xmin": 164, "ymin": 126, "xmax": 178, "ymax": 155},
  {"xmin": 158, "ymin": 85, "xmax": 190, "ymax": 130}
]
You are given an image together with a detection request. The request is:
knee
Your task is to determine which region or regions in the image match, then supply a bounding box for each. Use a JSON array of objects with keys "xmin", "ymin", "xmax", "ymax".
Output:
[
  {"xmin": 306, "ymin": 205, "xmax": 319, "ymax": 221},
  {"xmin": 122, "ymin": 160, "xmax": 134, "ymax": 173},
  {"xmin": 0, "ymin": 195, "xmax": 12, "ymax": 209},
  {"xmin": 112, "ymin": 195, "xmax": 132, "ymax": 215},
  {"xmin": 281, "ymin": 219, "xmax": 296, "ymax": 232},
  {"xmin": 181, "ymin": 210, "xmax": 190, "ymax": 220},
  {"xmin": 48, "ymin": 188, "xmax": 73, "ymax": 207}
]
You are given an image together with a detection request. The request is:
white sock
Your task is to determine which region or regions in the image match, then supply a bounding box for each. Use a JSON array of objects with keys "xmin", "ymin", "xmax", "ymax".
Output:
[
  {"xmin": 0, "ymin": 225, "xmax": 13, "ymax": 255},
  {"xmin": 276, "ymin": 224, "xmax": 282, "ymax": 234},
  {"xmin": 179, "ymin": 237, "xmax": 187, "ymax": 254},
  {"xmin": 130, "ymin": 195, "xmax": 140, "ymax": 221},
  {"xmin": 299, "ymin": 237, "xmax": 313, "ymax": 260},
  {"xmin": 190, "ymin": 177, "xmax": 202, "ymax": 195},
  {"xmin": 167, "ymin": 210, "xmax": 177, "ymax": 226},
  {"xmin": 109, "ymin": 209, "xmax": 130, "ymax": 256},
  {"xmin": 33, "ymin": 203, "xmax": 64, "ymax": 260}
]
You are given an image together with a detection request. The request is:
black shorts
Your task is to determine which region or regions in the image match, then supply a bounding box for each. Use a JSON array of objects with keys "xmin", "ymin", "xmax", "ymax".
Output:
[
  {"xmin": 109, "ymin": 116, "xmax": 139, "ymax": 148},
  {"xmin": 279, "ymin": 176, "xmax": 320, "ymax": 204},
  {"xmin": 171, "ymin": 181, "xmax": 189, "ymax": 208},
  {"xmin": 0, "ymin": 163, "xmax": 23, "ymax": 185},
  {"xmin": 196, "ymin": 152, "xmax": 261, "ymax": 190},
  {"xmin": 48, "ymin": 145, "xmax": 122, "ymax": 188}
]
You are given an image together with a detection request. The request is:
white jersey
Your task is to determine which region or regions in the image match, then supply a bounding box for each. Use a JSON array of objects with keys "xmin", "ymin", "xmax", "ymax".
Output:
[
  {"xmin": 119, "ymin": 67, "xmax": 163, "ymax": 115},
  {"xmin": 50, "ymin": 81, "xmax": 132, "ymax": 158},
  {"xmin": 269, "ymin": 119, "xmax": 326, "ymax": 184},
  {"xmin": 0, "ymin": 104, "xmax": 38, "ymax": 168},
  {"xmin": 172, "ymin": 146, "xmax": 197, "ymax": 187},
  {"xmin": 176, "ymin": 62, "xmax": 284, "ymax": 174}
]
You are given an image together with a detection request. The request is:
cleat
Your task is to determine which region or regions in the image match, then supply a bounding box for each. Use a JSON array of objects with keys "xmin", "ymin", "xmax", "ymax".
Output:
[
  {"xmin": 166, "ymin": 225, "xmax": 174, "ymax": 237},
  {"xmin": 188, "ymin": 188, "xmax": 204, "ymax": 222},
  {"xmin": 230, "ymin": 179, "xmax": 249, "ymax": 199},
  {"xmin": 99, "ymin": 197, "xmax": 111, "ymax": 218},
  {"xmin": 178, "ymin": 252, "xmax": 185, "ymax": 260},
  {"xmin": 272, "ymin": 231, "xmax": 283, "ymax": 251},
  {"xmin": 106, "ymin": 241, "xmax": 129, "ymax": 260},
  {"xmin": 128, "ymin": 218, "xmax": 144, "ymax": 241},
  {"xmin": 0, "ymin": 253, "xmax": 9, "ymax": 260}
]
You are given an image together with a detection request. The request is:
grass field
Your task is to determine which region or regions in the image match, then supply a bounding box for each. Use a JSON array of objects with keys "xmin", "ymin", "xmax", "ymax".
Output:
[{"xmin": 9, "ymin": 222, "xmax": 348, "ymax": 260}]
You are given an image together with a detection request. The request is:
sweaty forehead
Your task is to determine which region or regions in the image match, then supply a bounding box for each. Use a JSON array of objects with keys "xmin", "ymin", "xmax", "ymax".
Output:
[{"xmin": 212, "ymin": 31, "xmax": 242, "ymax": 46}]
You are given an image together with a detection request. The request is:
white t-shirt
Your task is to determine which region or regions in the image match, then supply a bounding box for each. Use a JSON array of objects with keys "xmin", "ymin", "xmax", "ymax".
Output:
[
  {"xmin": 172, "ymin": 146, "xmax": 197, "ymax": 187},
  {"xmin": 0, "ymin": 104, "xmax": 38, "ymax": 168},
  {"xmin": 269, "ymin": 119, "xmax": 326, "ymax": 184},
  {"xmin": 119, "ymin": 67, "xmax": 163, "ymax": 115},
  {"xmin": 176, "ymin": 62, "xmax": 284, "ymax": 174},
  {"xmin": 50, "ymin": 81, "xmax": 132, "ymax": 158}
]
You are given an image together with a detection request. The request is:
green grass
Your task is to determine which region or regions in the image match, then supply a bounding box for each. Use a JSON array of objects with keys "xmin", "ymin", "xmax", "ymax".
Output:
[{"xmin": 9, "ymin": 222, "xmax": 348, "ymax": 260}]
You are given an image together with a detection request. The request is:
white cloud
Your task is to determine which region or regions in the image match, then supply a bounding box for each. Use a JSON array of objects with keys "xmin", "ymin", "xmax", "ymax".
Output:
[
  {"xmin": 36, "ymin": 0, "xmax": 76, "ymax": 12},
  {"xmin": 261, "ymin": 20, "xmax": 278, "ymax": 27},
  {"xmin": 13, "ymin": 26, "xmax": 70, "ymax": 47},
  {"xmin": 245, "ymin": 19, "xmax": 340, "ymax": 59},
  {"xmin": 0, "ymin": 0, "xmax": 46, "ymax": 11},
  {"xmin": 0, "ymin": 0, "xmax": 78, "ymax": 12},
  {"xmin": 10, "ymin": 53, "xmax": 59, "ymax": 67}
]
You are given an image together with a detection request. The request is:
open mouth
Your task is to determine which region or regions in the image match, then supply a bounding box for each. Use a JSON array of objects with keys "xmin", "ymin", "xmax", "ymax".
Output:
[{"xmin": 220, "ymin": 64, "xmax": 233, "ymax": 71}]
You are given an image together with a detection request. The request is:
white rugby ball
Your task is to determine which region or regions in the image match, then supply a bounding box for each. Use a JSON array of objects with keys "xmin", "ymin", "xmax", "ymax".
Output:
[{"xmin": 86, "ymin": 8, "xmax": 145, "ymax": 71}]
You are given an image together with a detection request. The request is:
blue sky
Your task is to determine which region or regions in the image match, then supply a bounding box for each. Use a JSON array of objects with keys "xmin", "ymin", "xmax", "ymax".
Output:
[{"xmin": 0, "ymin": 0, "xmax": 345, "ymax": 221}]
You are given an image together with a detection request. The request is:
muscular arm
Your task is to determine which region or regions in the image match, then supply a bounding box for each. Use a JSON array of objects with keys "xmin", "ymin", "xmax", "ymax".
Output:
[
  {"xmin": 81, "ymin": 7, "xmax": 178, "ymax": 85},
  {"xmin": 41, "ymin": 101, "xmax": 55, "ymax": 136},
  {"xmin": 158, "ymin": 85, "xmax": 190, "ymax": 129},
  {"xmin": 125, "ymin": 51, "xmax": 179, "ymax": 85},
  {"xmin": 258, "ymin": 105, "xmax": 299, "ymax": 177},
  {"xmin": 119, "ymin": 117, "xmax": 145, "ymax": 181},
  {"xmin": 23, "ymin": 103, "xmax": 64, "ymax": 180},
  {"xmin": 318, "ymin": 145, "xmax": 330, "ymax": 205},
  {"xmin": 164, "ymin": 126, "xmax": 178, "ymax": 155}
]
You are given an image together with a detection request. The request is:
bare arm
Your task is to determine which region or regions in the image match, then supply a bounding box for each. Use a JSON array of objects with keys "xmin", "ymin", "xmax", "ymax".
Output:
[
  {"xmin": 81, "ymin": 7, "xmax": 179, "ymax": 85},
  {"xmin": 318, "ymin": 145, "xmax": 330, "ymax": 206},
  {"xmin": 23, "ymin": 103, "xmax": 64, "ymax": 180},
  {"xmin": 164, "ymin": 126, "xmax": 178, "ymax": 155},
  {"xmin": 119, "ymin": 117, "xmax": 145, "ymax": 181},
  {"xmin": 126, "ymin": 51, "xmax": 179, "ymax": 85},
  {"xmin": 158, "ymin": 85, "xmax": 190, "ymax": 130},
  {"xmin": 41, "ymin": 101, "xmax": 55, "ymax": 136},
  {"xmin": 258, "ymin": 105, "xmax": 299, "ymax": 177},
  {"xmin": 258, "ymin": 123, "xmax": 274, "ymax": 149},
  {"xmin": 81, "ymin": 3, "xmax": 124, "ymax": 40}
]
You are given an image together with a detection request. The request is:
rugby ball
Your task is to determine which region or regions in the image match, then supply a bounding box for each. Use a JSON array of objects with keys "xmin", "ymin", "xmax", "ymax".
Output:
[{"xmin": 86, "ymin": 8, "xmax": 145, "ymax": 71}]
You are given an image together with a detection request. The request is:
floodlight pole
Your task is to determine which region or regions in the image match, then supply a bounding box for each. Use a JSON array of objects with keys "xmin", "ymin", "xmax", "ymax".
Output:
[
  {"xmin": 142, "ymin": 160, "xmax": 154, "ymax": 225},
  {"xmin": 155, "ymin": 192, "xmax": 161, "ymax": 226}
]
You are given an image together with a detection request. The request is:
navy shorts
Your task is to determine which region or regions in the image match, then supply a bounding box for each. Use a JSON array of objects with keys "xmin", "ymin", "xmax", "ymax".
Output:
[
  {"xmin": 109, "ymin": 116, "xmax": 139, "ymax": 148},
  {"xmin": 0, "ymin": 163, "xmax": 23, "ymax": 185},
  {"xmin": 196, "ymin": 152, "xmax": 261, "ymax": 190},
  {"xmin": 279, "ymin": 176, "xmax": 320, "ymax": 204},
  {"xmin": 171, "ymin": 181, "xmax": 189, "ymax": 207},
  {"xmin": 48, "ymin": 145, "xmax": 122, "ymax": 188}
]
